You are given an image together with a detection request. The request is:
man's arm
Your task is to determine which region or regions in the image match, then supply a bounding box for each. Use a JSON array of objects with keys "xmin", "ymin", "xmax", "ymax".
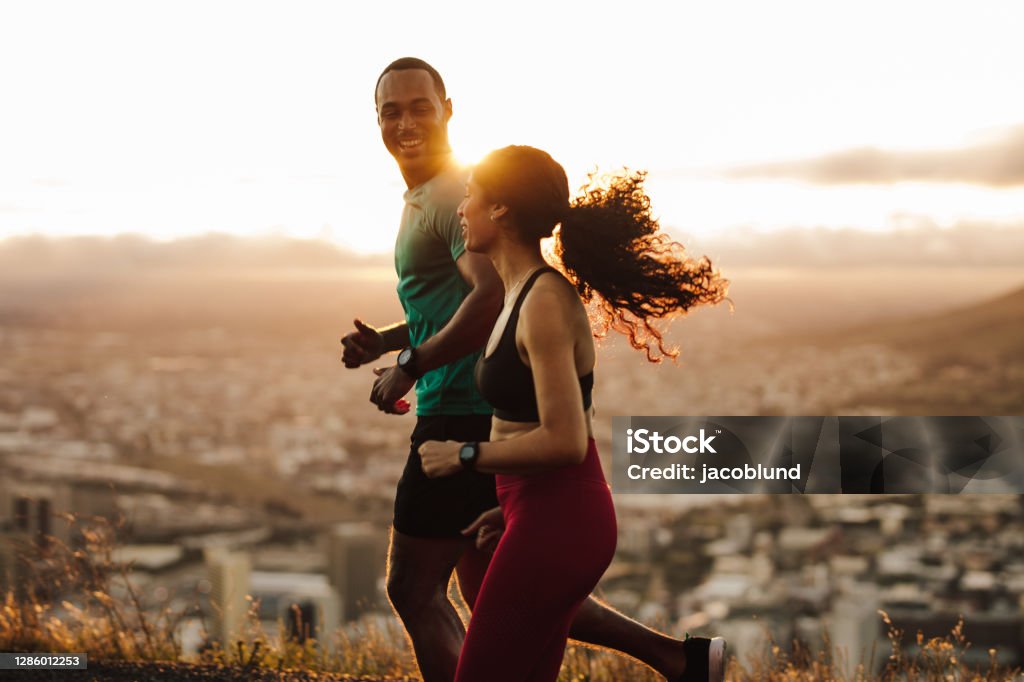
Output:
[
  {"xmin": 369, "ymin": 251, "xmax": 502, "ymax": 412},
  {"xmin": 352, "ymin": 250, "xmax": 497, "ymax": 369},
  {"xmin": 379, "ymin": 321, "xmax": 411, "ymax": 353},
  {"xmin": 413, "ymin": 251, "xmax": 503, "ymax": 373}
]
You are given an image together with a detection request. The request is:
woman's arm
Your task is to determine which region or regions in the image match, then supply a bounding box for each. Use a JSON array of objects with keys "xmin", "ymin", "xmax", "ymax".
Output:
[{"xmin": 418, "ymin": 277, "xmax": 590, "ymax": 477}]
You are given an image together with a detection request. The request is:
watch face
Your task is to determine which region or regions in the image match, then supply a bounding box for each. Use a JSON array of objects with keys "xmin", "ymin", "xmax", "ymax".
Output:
[
  {"xmin": 459, "ymin": 443, "xmax": 477, "ymax": 466},
  {"xmin": 398, "ymin": 348, "xmax": 412, "ymax": 366}
]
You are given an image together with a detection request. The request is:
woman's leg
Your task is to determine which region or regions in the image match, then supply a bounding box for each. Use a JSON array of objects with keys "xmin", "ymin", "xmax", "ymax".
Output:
[
  {"xmin": 454, "ymin": 522, "xmax": 584, "ymax": 681},
  {"xmin": 524, "ymin": 607, "xmax": 582, "ymax": 682},
  {"xmin": 456, "ymin": 478, "xmax": 617, "ymax": 682}
]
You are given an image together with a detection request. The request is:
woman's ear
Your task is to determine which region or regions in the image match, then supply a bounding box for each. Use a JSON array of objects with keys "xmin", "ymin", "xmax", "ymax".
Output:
[{"xmin": 490, "ymin": 204, "xmax": 510, "ymax": 223}]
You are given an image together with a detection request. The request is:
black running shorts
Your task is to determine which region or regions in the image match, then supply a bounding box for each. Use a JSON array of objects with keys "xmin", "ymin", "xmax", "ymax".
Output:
[{"xmin": 393, "ymin": 414, "xmax": 498, "ymax": 538}]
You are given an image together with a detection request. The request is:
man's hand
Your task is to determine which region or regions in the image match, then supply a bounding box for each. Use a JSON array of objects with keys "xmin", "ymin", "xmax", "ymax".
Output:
[
  {"xmin": 462, "ymin": 506, "xmax": 505, "ymax": 555},
  {"xmin": 417, "ymin": 440, "xmax": 463, "ymax": 478},
  {"xmin": 370, "ymin": 365, "xmax": 415, "ymax": 414},
  {"xmin": 340, "ymin": 318, "xmax": 385, "ymax": 368}
]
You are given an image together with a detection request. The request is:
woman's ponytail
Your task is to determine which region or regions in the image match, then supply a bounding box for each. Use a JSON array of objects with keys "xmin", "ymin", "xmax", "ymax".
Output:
[{"xmin": 554, "ymin": 170, "xmax": 728, "ymax": 361}]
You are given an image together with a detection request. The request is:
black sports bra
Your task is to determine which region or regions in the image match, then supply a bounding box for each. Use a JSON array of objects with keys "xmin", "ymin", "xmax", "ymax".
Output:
[{"xmin": 475, "ymin": 267, "xmax": 594, "ymax": 423}]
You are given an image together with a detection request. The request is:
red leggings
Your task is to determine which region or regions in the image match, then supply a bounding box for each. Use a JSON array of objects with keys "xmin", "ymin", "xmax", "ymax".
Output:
[{"xmin": 454, "ymin": 439, "xmax": 617, "ymax": 682}]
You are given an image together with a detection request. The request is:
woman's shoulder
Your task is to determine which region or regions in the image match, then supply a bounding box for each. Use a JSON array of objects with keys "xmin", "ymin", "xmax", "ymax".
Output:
[
  {"xmin": 520, "ymin": 269, "xmax": 585, "ymax": 322},
  {"xmin": 529, "ymin": 267, "xmax": 577, "ymax": 299}
]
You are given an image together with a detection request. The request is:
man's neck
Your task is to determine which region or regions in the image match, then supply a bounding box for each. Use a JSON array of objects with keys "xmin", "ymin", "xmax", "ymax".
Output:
[{"xmin": 400, "ymin": 153, "xmax": 453, "ymax": 189}]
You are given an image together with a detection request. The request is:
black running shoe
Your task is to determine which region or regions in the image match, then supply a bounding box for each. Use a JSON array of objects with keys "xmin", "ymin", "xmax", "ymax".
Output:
[{"xmin": 674, "ymin": 632, "xmax": 727, "ymax": 682}]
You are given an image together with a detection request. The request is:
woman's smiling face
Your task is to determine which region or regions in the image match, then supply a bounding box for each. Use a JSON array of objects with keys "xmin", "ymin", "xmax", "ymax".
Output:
[{"xmin": 457, "ymin": 176, "xmax": 500, "ymax": 254}]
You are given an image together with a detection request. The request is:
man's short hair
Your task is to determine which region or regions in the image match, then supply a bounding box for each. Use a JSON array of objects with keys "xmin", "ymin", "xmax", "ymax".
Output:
[{"xmin": 375, "ymin": 57, "xmax": 447, "ymax": 104}]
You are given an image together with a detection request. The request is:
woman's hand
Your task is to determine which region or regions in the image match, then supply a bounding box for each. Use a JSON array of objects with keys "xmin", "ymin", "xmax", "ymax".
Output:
[
  {"xmin": 462, "ymin": 506, "xmax": 505, "ymax": 555},
  {"xmin": 417, "ymin": 440, "xmax": 463, "ymax": 478}
]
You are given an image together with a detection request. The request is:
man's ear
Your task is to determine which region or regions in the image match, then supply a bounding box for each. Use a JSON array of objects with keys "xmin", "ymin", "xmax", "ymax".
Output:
[{"xmin": 443, "ymin": 98, "xmax": 453, "ymax": 122}]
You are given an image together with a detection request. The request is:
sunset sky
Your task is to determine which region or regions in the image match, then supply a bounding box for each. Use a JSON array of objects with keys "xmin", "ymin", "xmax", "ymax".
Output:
[{"xmin": 2, "ymin": 0, "xmax": 1023, "ymax": 254}]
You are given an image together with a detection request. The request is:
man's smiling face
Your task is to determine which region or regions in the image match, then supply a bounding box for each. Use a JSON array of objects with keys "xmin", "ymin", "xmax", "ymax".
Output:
[{"xmin": 375, "ymin": 69, "xmax": 452, "ymax": 178}]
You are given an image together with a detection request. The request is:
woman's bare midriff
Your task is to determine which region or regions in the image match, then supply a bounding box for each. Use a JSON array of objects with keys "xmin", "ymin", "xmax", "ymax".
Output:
[{"xmin": 490, "ymin": 409, "xmax": 595, "ymax": 443}]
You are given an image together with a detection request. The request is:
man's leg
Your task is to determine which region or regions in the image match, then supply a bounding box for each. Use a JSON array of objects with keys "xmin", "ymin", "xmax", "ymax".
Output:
[
  {"xmin": 568, "ymin": 595, "xmax": 687, "ymax": 679},
  {"xmin": 454, "ymin": 544, "xmax": 491, "ymax": 610},
  {"xmin": 386, "ymin": 527, "xmax": 471, "ymax": 682}
]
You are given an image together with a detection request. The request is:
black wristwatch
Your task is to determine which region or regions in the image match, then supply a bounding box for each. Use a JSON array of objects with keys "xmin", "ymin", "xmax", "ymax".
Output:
[
  {"xmin": 459, "ymin": 442, "xmax": 481, "ymax": 470},
  {"xmin": 397, "ymin": 346, "xmax": 422, "ymax": 380}
]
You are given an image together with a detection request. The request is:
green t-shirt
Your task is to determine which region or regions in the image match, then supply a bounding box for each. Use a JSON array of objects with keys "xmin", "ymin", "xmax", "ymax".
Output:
[{"xmin": 394, "ymin": 161, "xmax": 493, "ymax": 417}]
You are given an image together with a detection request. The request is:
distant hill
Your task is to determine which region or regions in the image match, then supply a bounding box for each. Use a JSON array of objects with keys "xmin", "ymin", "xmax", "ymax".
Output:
[
  {"xmin": 0, "ymin": 233, "xmax": 389, "ymax": 276},
  {"xmin": 6, "ymin": 220, "xmax": 1024, "ymax": 274},
  {"xmin": 688, "ymin": 220, "xmax": 1024, "ymax": 268},
  {"xmin": 821, "ymin": 285, "xmax": 1024, "ymax": 360},
  {"xmin": 786, "ymin": 281, "xmax": 1024, "ymax": 414},
  {"xmin": 0, "ymin": 234, "xmax": 401, "ymax": 334}
]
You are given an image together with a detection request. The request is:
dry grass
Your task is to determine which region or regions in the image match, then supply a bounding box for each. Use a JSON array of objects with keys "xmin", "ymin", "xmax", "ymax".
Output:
[
  {"xmin": 192, "ymin": 603, "xmax": 416, "ymax": 678},
  {"xmin": 1, "ymin": 515, "xmax": 182, "ymax": 662},
  {"xmin": 1, "ymin": 518, "xmax": 1021, "ymax": 681}
]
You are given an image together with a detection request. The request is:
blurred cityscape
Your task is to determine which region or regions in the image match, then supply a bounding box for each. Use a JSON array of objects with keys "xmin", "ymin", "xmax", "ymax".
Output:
[{"xmin": 1, "ymin": 245, "xmax": 1023, "ymax": 675}]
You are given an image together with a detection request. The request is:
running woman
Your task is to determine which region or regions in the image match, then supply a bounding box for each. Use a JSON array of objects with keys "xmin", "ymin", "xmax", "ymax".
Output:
[{"xmin": 418, "ymin": 145, "xmax": 729, "ymax": 682}]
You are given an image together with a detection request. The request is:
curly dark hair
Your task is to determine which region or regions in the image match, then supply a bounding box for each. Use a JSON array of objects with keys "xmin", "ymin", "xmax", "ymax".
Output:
[{"xmin": 473, "ymin": 145, "xmax": 729, "ymax": 362}]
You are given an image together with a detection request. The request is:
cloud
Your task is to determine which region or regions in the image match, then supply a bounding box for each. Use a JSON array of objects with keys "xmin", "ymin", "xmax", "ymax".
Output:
[{"xmin": 726, "ymin": 125, "xmax": 1024, "ymax": 187}]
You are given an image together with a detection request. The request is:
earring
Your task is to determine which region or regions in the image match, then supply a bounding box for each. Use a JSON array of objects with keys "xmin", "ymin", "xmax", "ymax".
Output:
[{"xmin": 490, "ymin": 215, "xmax": 496, "ymax": 221}]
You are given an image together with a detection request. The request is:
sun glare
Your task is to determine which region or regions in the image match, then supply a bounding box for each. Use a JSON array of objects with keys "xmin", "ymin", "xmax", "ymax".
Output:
[{"xmin": 1, "ymin": 1, "xmax": 1023, "ymax": 254}]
